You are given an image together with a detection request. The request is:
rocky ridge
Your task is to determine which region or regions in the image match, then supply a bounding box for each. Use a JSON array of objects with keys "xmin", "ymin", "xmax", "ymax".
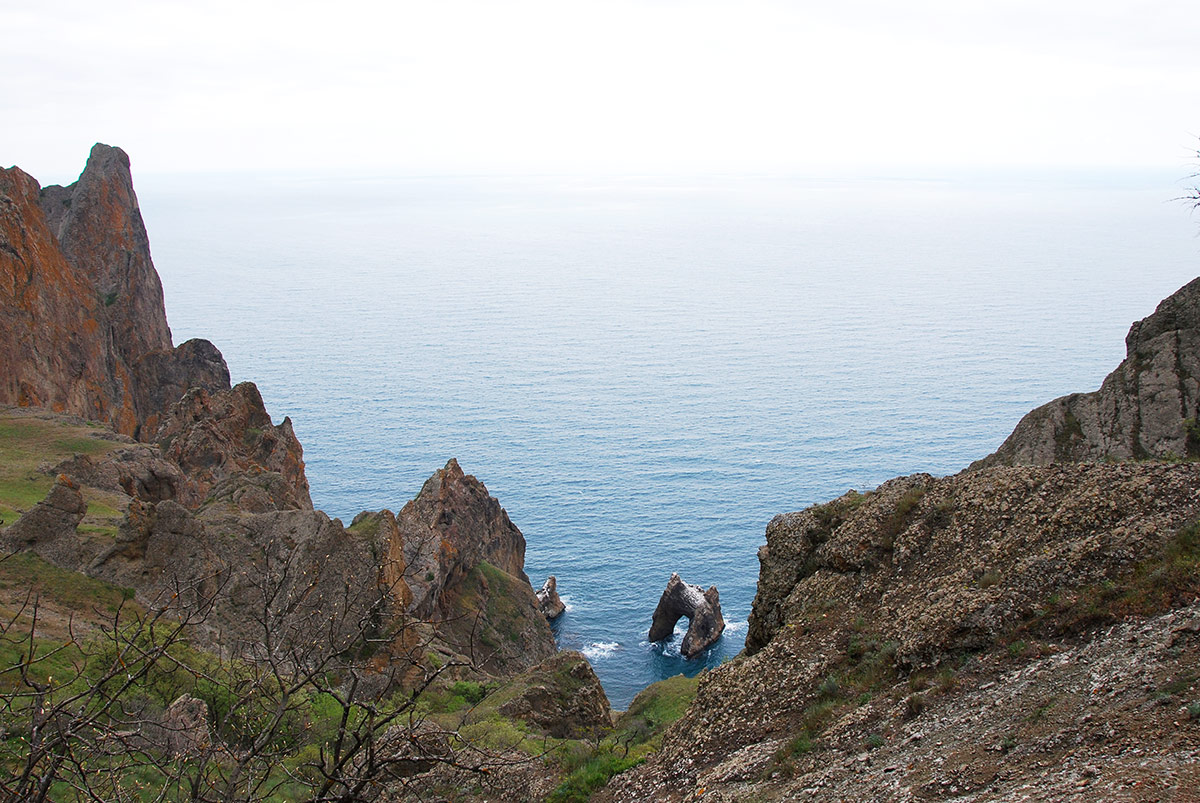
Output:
[
  {"xmin": 976, "ymin": 276, "xmax": 1200, "ymax": 468},
  {"xmin": 0, "ymin": 147, "xmax": 557, "ymax": 680}
]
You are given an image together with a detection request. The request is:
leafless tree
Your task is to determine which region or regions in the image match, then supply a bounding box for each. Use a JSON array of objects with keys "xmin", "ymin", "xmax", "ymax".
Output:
[{"xmin": 0, "ymin": 542, "xmax": 524, "ymax": 802}]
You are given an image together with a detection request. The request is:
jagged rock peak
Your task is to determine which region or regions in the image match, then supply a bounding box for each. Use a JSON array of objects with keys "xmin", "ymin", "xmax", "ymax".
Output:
[
  {"xmin": 1, "ymin": 144, "xmax": 230, "ymax": 438},
  {"xmin": 156, "ymin": 381, "xmax": 312, "ymax": 511},
  {"xmin": 976, "ymin": 276, "xmax": 1200, "ymax": 468},
  {"xmin": 648, "ymin": 572, "xmax": 725, "ymax": 659},
  {"xmin": 397, "ymin": 459, "xmax": 556, "ymax": 673},
  {"xmin": 40, "ymin": 143, "xmax": 171, "ymax": 363}
]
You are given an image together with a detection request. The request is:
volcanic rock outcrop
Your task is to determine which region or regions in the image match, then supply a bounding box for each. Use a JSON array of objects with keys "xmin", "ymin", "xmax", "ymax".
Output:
[
  {"xmin": 648, "ymin": 572, "xmax": 725, "ymax": 659},
  {"xmin": 497, "ymin": 650, "xmax": 612, "ymax": 739},
  {"xmin": 1, "ymin": 146, "xmax": 555, "ymax": 685},
  {"xmin": 1, "ymin": 144, "xmax": 229, "ymax": 439},
  {"xmin": 156, "ymin": 382, "xmax": 312, "ymax": 511},
  {"xmin": 976, "ymin": 276, "xmax": 1200, "ymax": 468},
  {"xmin": 396, "ymin": 458, "xmax": 557, "ymax": 673}
]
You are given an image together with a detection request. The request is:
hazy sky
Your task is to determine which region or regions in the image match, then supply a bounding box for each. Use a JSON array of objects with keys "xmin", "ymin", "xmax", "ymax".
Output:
[{"xmin": 3, "ymin": 0, "xmax": 1197, "ymax": 181}]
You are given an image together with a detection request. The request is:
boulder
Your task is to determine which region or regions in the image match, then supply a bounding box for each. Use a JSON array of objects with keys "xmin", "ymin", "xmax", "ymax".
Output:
[
  {"xmin": 648, "ymin": 572, "xmax": 725, "ymax": 659},
  {"xmin": 497, "ymin": 650, "xmax": 612, "ymax": 739},
  {"xmin": 1, "ymin": 474, "xmax": 86, "ymax": 546},
  {"xmin": 159, "ymin": 694, "xmax": 210, "ymax": 757}
]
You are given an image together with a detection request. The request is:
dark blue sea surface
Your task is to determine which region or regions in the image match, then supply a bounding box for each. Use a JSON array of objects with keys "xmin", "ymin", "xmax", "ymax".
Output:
[{"xmin": 140, "ymin": 171, "xmax": 1198, "ymax": 707}]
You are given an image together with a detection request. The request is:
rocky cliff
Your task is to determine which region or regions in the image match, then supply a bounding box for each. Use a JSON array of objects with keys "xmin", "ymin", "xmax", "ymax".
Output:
[
  {"xmin": 602, "ymin": 280, "xmax": 1200, "ymax": 802},
  {"xmin": 0, "ymin": 146, "xmax": 554, "ymax": 682},
  {"xmin": 976, "ymin": 277, "xmax": 1200, "ymax": 468},
  {"xmin": 1, "ymin": 144, "xmax": 228, "ymax": 439}
]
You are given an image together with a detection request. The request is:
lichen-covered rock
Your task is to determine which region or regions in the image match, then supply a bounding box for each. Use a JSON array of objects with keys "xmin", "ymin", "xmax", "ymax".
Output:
[
  {"xmin": 648, "ymin": 573, "xmax": 725, "ymax": 658},
  {"xmin": 159, "ymin": 694, "xmax": 210, "ymax": 757},
  {"xmin": 497, "ymin": 650, "xmax": 612, "ymax": 739},
  {"xmin": 0, "ymin": 145, "xmax": 231, "ymax": 439},
  {"xmin": 976, "ymin": 276, "xmax": 1200, "ymax": 467},
  {"xmin": 51, "ymin": 446, "xmax": 184, "ymax": 503},
  {"xmin": 156, "ymin": 382, "xmax": 312, "ymax": 511},
  {"xmin": 1, "ymin": 474, "xmax": 86, "ymax": 546}
]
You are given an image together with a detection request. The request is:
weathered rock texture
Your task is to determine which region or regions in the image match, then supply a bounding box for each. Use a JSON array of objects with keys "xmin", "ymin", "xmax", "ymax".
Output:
[
  {"xmin": 976, "ymin": 276, "xmax": 1200, "ymax": 468},
  {"xmin": 497, "ymin": 650, "xmax": 612, "ymax": 739},
  {"xmin": 396, "ymin": 459, "xmax": 556, "ymax": 674},
  {"xmin": 3, "ymin": 474, "xmax": 87, "ymax": 548},
  {"xmin": 535, "ymin": 575, "xmax": 566, "ymax": 620},
  {"xmin": 1, "ymin": 144, "xmax": 229, "ymax": 439},
  {"xmin": 156, "ymin": 383, "xmax": 312, "ymax": 511},
  {"xmin": 602, "ymin": 462, "xmax": 1200, "ymax": 802},
  {"xmin": 648, "ymin": 572, "xmax": 725, "ymax": 659}
]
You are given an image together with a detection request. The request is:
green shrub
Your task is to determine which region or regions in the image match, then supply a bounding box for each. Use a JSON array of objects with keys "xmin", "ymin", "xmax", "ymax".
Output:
[{"xmin": 546, "ymin": 750, "xmax": 642, "ymax": 803}]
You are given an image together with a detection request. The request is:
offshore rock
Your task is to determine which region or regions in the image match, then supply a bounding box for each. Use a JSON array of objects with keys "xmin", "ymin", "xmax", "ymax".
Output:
[
  {"xmin": 976, "ymin": 276, "xmax": 1200, "ymax": 467},
  {"xmin": 535, "ymin": 575, "xmax": 566, "ymax": 620},
  {"xmin": 156, "ymin": 382, "xmax": 312, "ymax": 511},
  {"xmin": 396, "ymin": 459, "xmax": 556, "ymax": 674},
  {"xmin": 0, "ymin": 144, "xmax": 230, "ymax": 439},
  {"xmin": 648, "ymin": 572, "xmax": 725, "ymax": 659}
]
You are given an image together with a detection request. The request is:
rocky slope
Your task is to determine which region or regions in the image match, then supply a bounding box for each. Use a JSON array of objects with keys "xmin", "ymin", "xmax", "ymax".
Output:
[
  {"xmin": 976, "ymin": 276, "xmax": 1200, "ymax": 468},
  {"xmin": 601, "ymin": 280, "xmax": 1200, "ymax": 802}
]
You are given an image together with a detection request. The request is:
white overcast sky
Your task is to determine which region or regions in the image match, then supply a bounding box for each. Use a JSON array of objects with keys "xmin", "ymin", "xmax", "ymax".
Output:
[{"xmin": 2, "ymin": 0, "xmax": 1197, "ymax": 181}]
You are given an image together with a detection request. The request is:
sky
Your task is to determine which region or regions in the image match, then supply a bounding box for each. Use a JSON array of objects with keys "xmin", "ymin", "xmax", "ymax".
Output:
[{"xmin": 3, "ymin": 0, "xmax": 1198, "ymax": 182}]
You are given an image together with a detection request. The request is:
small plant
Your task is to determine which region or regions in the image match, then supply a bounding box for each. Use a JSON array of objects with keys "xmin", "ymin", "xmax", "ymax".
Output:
[
  {"xmin": 978, "ymin": 569, "xmax": 1002, "ymax": 589},
  {"xmin": 1187, "ymin": 701, "xmax": 1200, "ymax": 720},
  {"xmin": 817, "ymin": 675, "xmax": 841, "ymax": 700},
  {"xmin": 786, "ymin": 734, "xmax": 813, "ymax": 756},
  {"xmin": 907, "ymin": 671, "xmax": 931, "ymax": 692},
  {"xmin": 1001, "ymin": 734, "xmax": 1018, "ymax": 754},
  {"xmin": 866, "ymin": 733, "xmax": 884, "ymax": 750},
  {"xmin": 904, "ymin": 693, "xmax": 925, "ymax": 719}
]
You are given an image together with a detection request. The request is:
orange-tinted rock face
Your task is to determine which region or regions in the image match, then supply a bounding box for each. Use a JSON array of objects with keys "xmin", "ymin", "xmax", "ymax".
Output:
[
  {"xmin": 0, "ymin": 144, "xmax": 228, "ymax": 438},
  {"xmin": 156, "ymin": 382, "xmax": 313, "ymax": 510}
]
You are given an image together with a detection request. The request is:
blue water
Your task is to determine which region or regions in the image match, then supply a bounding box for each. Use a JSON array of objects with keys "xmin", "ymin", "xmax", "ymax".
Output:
[{"xmin": 138, "ymin": 170, "xmax": 1198, "ymax": 707}]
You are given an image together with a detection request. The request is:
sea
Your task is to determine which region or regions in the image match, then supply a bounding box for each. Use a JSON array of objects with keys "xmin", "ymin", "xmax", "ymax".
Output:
[{"xmin": 137, "ymin": 168, "xmax": 1199, "ymax": 708}]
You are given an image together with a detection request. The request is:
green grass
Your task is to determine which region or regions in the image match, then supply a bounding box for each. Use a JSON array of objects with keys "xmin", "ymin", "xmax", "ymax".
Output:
[
  {"xmin": 0, "ymin": 413, "xmax": 124, "ymax": 528},
  {"xmin": 546, "ymin": 750, "xmax": 643, "ymax": 803},
  {"xmin": 0, "ymin": 552, "xmax": 136, "ymax": 615},
  {"xmin": 613, "ymin": 673, "xmax": 699, "ymax": 749}
]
